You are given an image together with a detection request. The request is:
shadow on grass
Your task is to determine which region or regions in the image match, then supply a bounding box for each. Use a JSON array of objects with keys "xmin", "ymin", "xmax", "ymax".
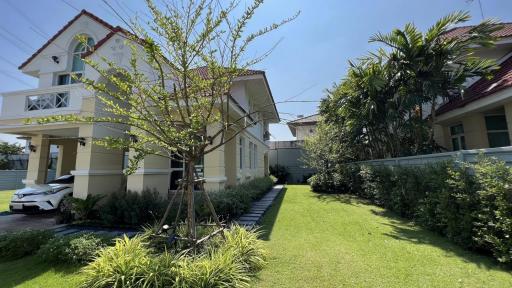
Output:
[
  {"xmin": 0, "ymin": 256, "xmax": 81, "ymax": 288},
  {"xmin": 368, "ymin": 208, "xmax": 511, "ymax": 271},
  {"xmin": 312, "ymin": 192, "xmax": 374, "ymax": 206},
  {"xmin": 259, "ymin": 187, "xmax": 287, "ymax": 241}
]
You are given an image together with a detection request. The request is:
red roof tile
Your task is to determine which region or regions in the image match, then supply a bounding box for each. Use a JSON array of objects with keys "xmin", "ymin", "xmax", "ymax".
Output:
[
  {"xmin": 437, "ymin": 54, "xmax": 512, "ymax": 115},
  {"xmin": 443, "ymin": 23, "xmax": 512, "ymax": 39},
  {"xmin": 18, "ymin": 9, "xmax": 118, "ymax": 70}
]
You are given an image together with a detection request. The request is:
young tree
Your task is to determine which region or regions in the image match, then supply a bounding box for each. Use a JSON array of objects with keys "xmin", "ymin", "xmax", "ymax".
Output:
[{"xmin": 32, "ymin": 0, "xmax": 298, "ymax": 244}]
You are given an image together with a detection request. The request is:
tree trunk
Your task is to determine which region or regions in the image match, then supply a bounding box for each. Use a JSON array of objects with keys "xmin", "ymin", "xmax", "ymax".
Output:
[
  {"xmin": 429, "ymin": 97, "xmax": 437, "ymax": 149},
  {"xmin": 185, "ymin": 159, "xmax": 196, "ymax": 245}
]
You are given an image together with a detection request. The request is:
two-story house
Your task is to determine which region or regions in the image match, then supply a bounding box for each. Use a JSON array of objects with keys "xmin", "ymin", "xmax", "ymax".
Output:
[
  {"xmin": 268, "ymin": 113, "xmax": 318, "ymax": 183},
  {"xmin": 434, "ymin": 23, "xmax": 512, "ymax": 151},
  {"xmin": 0, "ymin": 10, "xmax": 278, "ymax": 199}
]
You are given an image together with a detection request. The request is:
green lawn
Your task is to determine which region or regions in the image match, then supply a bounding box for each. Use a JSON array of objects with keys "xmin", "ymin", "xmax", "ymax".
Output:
[
  {"xmin": 255, "ymin": 185, "xmax": 512, "ymax": 288},
  {"xmin": 1, "ymin": 185, "xmax": 511, "ymax": 287},
  {"xmin": 0, "ymin": 190, "xmax": 14, "ymax": 212},
  {"xmin": 0, "ymin": 256, "xmax": 82, "ymax": 288}
]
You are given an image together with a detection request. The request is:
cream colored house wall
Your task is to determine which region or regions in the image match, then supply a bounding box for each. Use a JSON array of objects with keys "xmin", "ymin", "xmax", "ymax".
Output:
[
  {"xmin": 0, "ymin": 13, "xmax": 274, "ymax": 199},
  {"xmin": 295, "ymin": 125, "xmax": 316, "ymax": 141}
]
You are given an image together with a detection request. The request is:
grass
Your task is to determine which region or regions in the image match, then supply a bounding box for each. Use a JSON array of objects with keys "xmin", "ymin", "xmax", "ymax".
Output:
[
  {"xmin": 0, "ymin": 190, "xmax": 14, "ymax": 212},
  {"xmin": 0, "ymin": 256, "xmax": 82, "ymax": 288},
  {"xmin": 255, "ymin": 185, "xmax": 512, "ymax": 288}
]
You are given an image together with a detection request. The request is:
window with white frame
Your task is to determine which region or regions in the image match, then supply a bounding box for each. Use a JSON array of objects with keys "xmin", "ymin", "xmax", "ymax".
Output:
[
  {"xmin": 249, "ymin": 142, "xmax": 254, "ymax": 169},
  {"xmin": 485, "ymin": 114, "xmax": 510, "ymax": 148},
  {"xmin": 57, "ymin": 36, "xmax": 95, "ymax": 85},
  {"xmin": 253, "ymin": 144, "xmax": 257, "ymax": 169},
  {"xmin": 450, "ymin": 123, "xmax": 466, "ymax": 151},
  {"xmin": 239, "ymin": 137, "xmax": 245, "ymax": 169}
]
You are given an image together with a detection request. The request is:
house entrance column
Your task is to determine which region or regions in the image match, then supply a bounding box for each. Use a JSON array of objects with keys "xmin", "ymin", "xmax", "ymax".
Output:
[
  {"xmin": 24, "ymin": 134, "xmax": 50, "ymax": 185},
  {"xmin": 55, "ymin": 139, "xmax": 77, "ymax": 177},
  {"xmin": 72, "ymin": 124, "xmax": 125, "ymax": 199}
]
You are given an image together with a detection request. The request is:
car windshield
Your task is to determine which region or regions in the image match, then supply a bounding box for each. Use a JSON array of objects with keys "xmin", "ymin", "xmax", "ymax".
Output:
[{"xmin": 47, "ymin": 175, "xmax": 74, "ymax": 184}]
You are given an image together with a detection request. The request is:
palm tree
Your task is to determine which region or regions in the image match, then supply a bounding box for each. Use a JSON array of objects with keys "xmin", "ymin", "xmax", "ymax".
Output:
[{"xmin": 370, "ymin": 11, "xmax": 501, "ymax": 149}]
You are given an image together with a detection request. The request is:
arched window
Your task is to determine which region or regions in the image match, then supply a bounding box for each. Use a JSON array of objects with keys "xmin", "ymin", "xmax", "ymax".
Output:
[
  {"xmin": 57, "ymin": 36, "xmax": 94, "ymax": 85},
  {"xmin": 71, "ymin": 37, "xmax": 95, "ymax": 72}
]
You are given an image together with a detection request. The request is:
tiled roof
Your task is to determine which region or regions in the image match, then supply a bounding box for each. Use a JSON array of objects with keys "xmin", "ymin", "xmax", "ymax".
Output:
[
  {"xmin": 19, "ymin": 10, "xmax": 119, "ymax": 69},
  {"xmin": 443, "ymin": 22, "xmax": 512, "ymax": 39},
  {"xmin": 288, "ymin": 114, "xmax": 319, "ymax": 125},
  {"xmin": 437, "ymin": 54, "xmax": 512, "ymax": 115}
]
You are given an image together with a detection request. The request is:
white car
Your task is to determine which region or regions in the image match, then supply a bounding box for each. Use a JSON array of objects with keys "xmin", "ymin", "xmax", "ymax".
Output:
[{"xmin": 9, "ymin": 175, "xmax": 74, "ymax": 213}]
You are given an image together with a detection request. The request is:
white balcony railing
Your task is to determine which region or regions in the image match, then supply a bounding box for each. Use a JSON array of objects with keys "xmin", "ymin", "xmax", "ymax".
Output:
[
  {"xmin": 0, "ymin": 84, "xmax": 86, "ymax": 120},
  {"xmin": 26, "ymin": 92, "xmax": 69, "ymax": 111}
]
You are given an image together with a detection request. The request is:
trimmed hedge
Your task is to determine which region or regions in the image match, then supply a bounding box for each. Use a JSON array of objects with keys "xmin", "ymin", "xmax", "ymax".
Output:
[
  {"xmin": 0, "ymin": 230, "xmax": 54, "ymax": 261},
  {"xmin": 37, "ymin": 233, "xmax": 113, "ymax": 264},
  {"xmin": 309, "ymin": 156, "xmax": 512, "ymax": 264},
  {"xmin": 198, "ymin": 176, "xmax": 274, "ymax": 221}
]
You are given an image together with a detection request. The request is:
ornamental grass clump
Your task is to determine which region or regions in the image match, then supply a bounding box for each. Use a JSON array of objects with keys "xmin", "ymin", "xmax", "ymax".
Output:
[{"xmin": 80, "ymin": 225, "xmax": 267, "ymax": 288}]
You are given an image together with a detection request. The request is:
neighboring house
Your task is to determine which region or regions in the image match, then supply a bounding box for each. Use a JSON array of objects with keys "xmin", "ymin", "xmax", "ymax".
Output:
[
  {"xmin": 268, "ymin": 114, "xmax": 319, "ymax": 183},
  {"xmin": 0, "ymin": 10, "xmax": 278, "ymax": 198},
  {"xmin": 434, "ymin": 23, "xmax": 512, "ymax": 151}
]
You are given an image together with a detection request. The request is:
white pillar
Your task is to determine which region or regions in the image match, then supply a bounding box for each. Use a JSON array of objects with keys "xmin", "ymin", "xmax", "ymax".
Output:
[{"xmin": 24, "ymin": 134, "xmax": 50, "ymax": 185}]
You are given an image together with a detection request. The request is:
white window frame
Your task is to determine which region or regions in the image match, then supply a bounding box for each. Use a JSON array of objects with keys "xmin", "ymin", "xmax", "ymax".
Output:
[
  {"xmin": 450, "ymin": 123, "xmax": 465, "ymax": 151},
  {"xmin": 239, "ymin": 137, "xmax": 245, "ymax": 170},
  {"xmin": 249, "ymin": 142, "xmax": 254, "ymax": 169},
  {"xmin": 485, "ymin": 114, "xmax": 510, "ymax": 148},
  {"xmin": 253, "ymin": 144, "xmax": 258, "ymax": 169}
]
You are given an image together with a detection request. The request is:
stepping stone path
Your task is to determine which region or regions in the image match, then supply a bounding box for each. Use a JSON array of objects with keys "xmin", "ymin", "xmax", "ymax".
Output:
[
  {"xmin": 235, "ymin": 184, "xmax": 284, "ymax": 228},
  {"xmin": 50, "ymin": 184, "xmax": 284, "ymax": 237},
  {"xmin": 51, "ymin": 224, "xmax": 139, "ymax": 238}
]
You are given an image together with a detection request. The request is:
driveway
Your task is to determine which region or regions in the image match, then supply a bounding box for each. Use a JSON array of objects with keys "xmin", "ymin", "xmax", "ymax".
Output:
[{"xmin": 0, "ymin": 213, "xmax": 58, "ymax": 233}]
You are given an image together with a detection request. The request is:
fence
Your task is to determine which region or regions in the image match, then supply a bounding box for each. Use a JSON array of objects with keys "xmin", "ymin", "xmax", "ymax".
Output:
[
  {"xmin": 268, "ymin": 140, "xmax": 315, "ymax": 183},
  {"xmin": 0, "ymin": 170, "xmax": 56, "ymax": 190},
  {"xmin": 359, "ymin": 146, "xmax": 512, "ymax": 167}
]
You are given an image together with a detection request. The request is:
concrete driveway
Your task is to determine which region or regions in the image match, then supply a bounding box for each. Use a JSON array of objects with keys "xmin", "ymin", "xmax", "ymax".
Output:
[{"xmin": 0, "ymin": 213, "xmax": 58, "ymax": 233}]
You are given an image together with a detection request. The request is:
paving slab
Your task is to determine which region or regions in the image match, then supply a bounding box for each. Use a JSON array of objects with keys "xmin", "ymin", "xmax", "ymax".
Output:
[{"xmin": 235, "ymin": 185, "xmax": 283, "ymax": 226}]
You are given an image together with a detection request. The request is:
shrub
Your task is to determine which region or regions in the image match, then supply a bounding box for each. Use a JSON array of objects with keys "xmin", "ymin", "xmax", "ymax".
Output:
[
  {"xmin": 269, "ymin": 164, "xmax": 289, "ymax": 184},
  {"xmin": 0, "ymin": 230, "xmax": 53, "ymax": 261},
  {"xmin": 472, "ymin": 156, "xmax": 512, "ymax": 263},
  {"xmin": 100, "ymin": 189, "xmax": 166, "ymax": 227},
  {"xmin": 80, "ymin": 235, "xmax": 169, "ymax": 288},
  {"xmin": 311, "ymin": 156, "xmax": 512, "ymax": 264},
  {"xmin": 72, "ymin": 194, "xmax": 104, "ymax": 221},
  {"xmin": 37, "ymin": 233, "xmax": 112, "ymax": 264},
  {"xmin": 198, "ymin": 176, "xmax": 274, "ymax": 221},
  {"xmin": 80, "ymin": 226, "xmax": 266, "ymax": 288},
  {"xmin": 212, "ymin": 225, "xmax": 267, "ymax": 273}
]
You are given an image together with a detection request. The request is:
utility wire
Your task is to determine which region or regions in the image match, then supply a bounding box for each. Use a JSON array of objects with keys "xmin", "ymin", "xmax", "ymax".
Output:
[
  {"xmin": 0, "ymin": 55, "xmax": 19, "ymax": 68},
  {"xmin": 5, "ymin": 0, "xmax": 49, "ymax": 38},
  {"xmin": 0, "ymin": 31, "xmax": 32, "ymax": 54},
  {"xmin": 59, "ymin": 0, "xmax": 79, "ymax": 12},
  {"xmin": 0, "ymin": 27, "xmax": 34, "ymax": 50},
  {"xmin": 0, "ymin": 70, "xmax": 34, "ymax": 87}
]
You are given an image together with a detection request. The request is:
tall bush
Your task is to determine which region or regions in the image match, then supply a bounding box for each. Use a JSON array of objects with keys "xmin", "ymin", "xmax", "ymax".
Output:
[
  {"xmin": 100, "ymin": 189, "xmax": 166, "ymax": 227},
  {"xmin": 310, "ymin": 156, "xmax": 512, "ymax": 264}
]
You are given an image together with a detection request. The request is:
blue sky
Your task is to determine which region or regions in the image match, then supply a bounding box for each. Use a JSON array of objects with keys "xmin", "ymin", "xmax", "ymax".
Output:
[{"xmin": 0, "ymin": 0, "xmax": 511, "ymax": 144}]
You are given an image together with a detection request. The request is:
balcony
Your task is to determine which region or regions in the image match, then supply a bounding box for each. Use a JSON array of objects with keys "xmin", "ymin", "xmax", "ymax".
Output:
[{"xmin": 0, "ymin": 84, "xmax": 87, "ymax": 121}]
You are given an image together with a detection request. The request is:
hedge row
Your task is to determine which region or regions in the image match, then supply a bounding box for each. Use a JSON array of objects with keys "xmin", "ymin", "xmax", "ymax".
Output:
[
  {"xmin": 309, "ymin": 156, "xmax": 512, "ymax": 264},
  {"xmin": 68, "ymin": 176, "xmax": 274, "ymax": 227}
]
